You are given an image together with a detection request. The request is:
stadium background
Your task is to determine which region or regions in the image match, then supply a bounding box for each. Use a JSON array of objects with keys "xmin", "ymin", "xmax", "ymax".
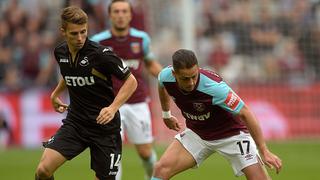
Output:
[
  {"xmin": 0, "ymin": 0, "xmax": 320, "ymax": 179},
  {"xmin": 1, "ymin": 0, "xmax": 319, "ymax": 147}
]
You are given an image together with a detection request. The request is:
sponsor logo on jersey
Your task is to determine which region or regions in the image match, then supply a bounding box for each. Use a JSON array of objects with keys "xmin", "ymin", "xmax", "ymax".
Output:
[
  {"xmin": 130, "ymin": 42, "xmax": 141, "ymax": 54},
  {"xmin": 64, "ymin": 76, "xmax": 95, "ymax": 86},
  {"xmin": 59, "ymin": 58, "xmax": 69, "ymax": 63},
  {"xmin": 79, "ymin": 56, "xmax": 89, "ymax": 66},
  {"xmin": 182, "ymin": 111, "xmax": 211, "ymax": 121},
  {"xmin": 193, "ymin": 102, "xmax": 206, "ymax": 112},
  {"xmin": 224, "ymin": 91, "xmax": 241, "ymax": 110}
]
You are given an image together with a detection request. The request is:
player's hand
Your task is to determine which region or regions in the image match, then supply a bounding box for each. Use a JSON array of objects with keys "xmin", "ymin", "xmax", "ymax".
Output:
[
  {"xmin": 96, "ymin": 106, "xmax": 116, "ymax": 125},
  {"xmin": 163, "ymin": 116, "xmax": 181, "ymax": 131},
  {"xmin": 260, "ymin": 149, "xmax": 282, "ymax": 174},
  {"xmin": 51, "ymin": 97, "xmax": 68, "ymax": 113}
]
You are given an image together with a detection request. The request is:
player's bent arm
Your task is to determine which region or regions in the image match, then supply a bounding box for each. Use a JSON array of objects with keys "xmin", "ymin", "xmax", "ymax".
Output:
[
  {"xmin": 50, "ymin": 78, "xmax": 67, "ymax": 99},
  {"xmin": 158, "ymin": 84, "xmax": 171, "ymax": 111},
  {"xmin": 238, "ymin": 105, "xmax": 282, "ymax": 173},
  {"xmin": 238, "ymin": 105, "xmax": 268, "ymax": 152},
  {"xmin": 145, "ymin": 60, "xmax": 163, "ymax": 77},
  {"xmin": 158, "ymin": 84, "xmax": 181, "ymax": 131},
  {"xmin": 109, "ymin": 74, "xmax": 137, "ymax": 111},
  {"xmin": 50, "ymin": 77, "xmax": 68, "ymax": 113}
]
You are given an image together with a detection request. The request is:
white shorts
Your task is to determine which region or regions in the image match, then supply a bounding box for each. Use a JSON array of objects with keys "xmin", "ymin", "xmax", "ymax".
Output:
[
  {"xmin": 175, "ymin": 128, "xmax": 260, "ymax": 176},
  {"xmin": 119, "ymin": 102, "xmax": 154, "ymax": 144}
]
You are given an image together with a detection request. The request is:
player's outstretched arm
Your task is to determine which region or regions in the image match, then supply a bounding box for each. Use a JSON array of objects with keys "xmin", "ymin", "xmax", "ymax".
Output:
[
  {"xmin": 96, "ymin": 74, "xmax": 137, "ymax": 124},
  {"xmin": 238, "ymin": 105, "xmax": 282, "ymax": 174}
]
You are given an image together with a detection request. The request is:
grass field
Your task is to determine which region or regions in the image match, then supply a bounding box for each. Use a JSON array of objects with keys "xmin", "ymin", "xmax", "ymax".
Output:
[{"xmin": 0, "ymin": 140, "xmax": 319, "ymax": 180}]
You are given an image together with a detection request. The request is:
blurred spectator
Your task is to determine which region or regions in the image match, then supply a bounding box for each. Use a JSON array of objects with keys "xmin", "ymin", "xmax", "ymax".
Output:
[
  {"xmin": 250, "ymin": 5, "xmax": 282, "ymax": 54},
  {"xmin": 275, "ymin": 38, "xmax": 305, "ymax": 83},
  {"xmin": 206, "ymin": 34, "xmax": 231, "ymax": 74},
  {"xmin": 0, "ymin": 111, "xmax": 13, "ymax": 148}
]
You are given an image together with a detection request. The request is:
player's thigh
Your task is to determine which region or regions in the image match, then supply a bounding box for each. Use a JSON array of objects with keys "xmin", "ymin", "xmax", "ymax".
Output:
[
  {"xmin": 175, "ymin": 129, "xmax": 214, "ymax": 167},
  {"xmin": 157, "ymin": 139, "xmax": 196, "ymax": 176},
  {"xmin": 90, "ymin": 132, "xmax": 122, "ymax": 180},
  {"xmin": 38, "ymin": 148, "xmax": 67, "ymax": 173},
  {"xmin": 215, "ymin": 131, "xmax": 260, "ymax": 176},
  {"xmin": 39, "ymin": 123, "xmax": 87, "ymax": 172},
  {"xmin": 242, "ymin": 162, "xmax": 270, "ymax": 180},
  {"xmin": 44, "ymin": 122, "xmax": 87, "ymax": 160},
  {"xmin": 121, "ymin": 103, "xmax": 153, "ymax": 144}
]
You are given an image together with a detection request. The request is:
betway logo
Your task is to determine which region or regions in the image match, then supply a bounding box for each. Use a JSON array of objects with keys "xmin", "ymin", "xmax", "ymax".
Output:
[
  {"xmin": 182, "ymin": 112, "xmax": 211, "ymax": 121},
  {"xmin": 65, "ymin": 76, "xmax": 95, "ymax": 86}
]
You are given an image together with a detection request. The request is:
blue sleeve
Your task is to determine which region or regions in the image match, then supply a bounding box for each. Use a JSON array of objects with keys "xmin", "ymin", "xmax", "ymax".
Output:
[
  {"xmin": 90, "ymin": 31, "xmax": 111, "ymax": 43},
  {"xmin": 198, "ymin": 74, "xmax": 244, "ymax": 114},
  {"xmin": 158, "ymin": 66, "xmax": 175, "ymax": 87}
]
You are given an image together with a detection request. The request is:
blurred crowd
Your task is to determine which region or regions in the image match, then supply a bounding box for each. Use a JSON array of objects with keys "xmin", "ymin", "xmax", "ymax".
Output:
[
  {"xmin": 0, "ymin": 0, "xmax": 147, "ymax": 93},
  {"xmin": 194, "ymin": 0, "xmax": 320, "ymax": 84},
  {"xmin": 1, "ymin": 0, "xmax": 320, "ymax": 93}
]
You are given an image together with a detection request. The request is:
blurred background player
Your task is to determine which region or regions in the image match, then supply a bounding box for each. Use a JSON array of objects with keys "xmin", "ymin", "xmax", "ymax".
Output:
[
  {"xmin": 152, "ymin": 49, "xmax": 282, "ymax": 180},
  {"xmin": 91, "ymin": 0, "xmax": 162, "ymax": 179},
  {"xmin": 34, "ymin": 6, "xmax": 137, "ymax": 180}
]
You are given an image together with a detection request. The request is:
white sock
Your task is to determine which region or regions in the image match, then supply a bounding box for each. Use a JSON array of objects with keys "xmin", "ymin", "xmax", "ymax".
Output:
[{"xmin": 142, "ymin": 149, "xmax": 157, "ymax": 179}]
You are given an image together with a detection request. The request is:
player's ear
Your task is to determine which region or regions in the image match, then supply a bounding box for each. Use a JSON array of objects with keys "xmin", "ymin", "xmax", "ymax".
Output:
[
  {"xmin": 60, "ymin": 27, "xmax": 66, "ymax": 36},
  {"xmin": 172, "ymin": 69, "xmax": 176, "ymax": 78}
]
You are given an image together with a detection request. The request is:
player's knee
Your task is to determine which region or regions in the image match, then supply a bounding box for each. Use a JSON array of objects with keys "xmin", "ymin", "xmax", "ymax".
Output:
[
  {"xmin": 137, "ymin": 147, "xmax": 152, "ymax": 160},
  {"xmin": 153, "ymin": 161, "xmax": 171, "ymax": 179},
  {"xmin": 36, "ymin": 164, "xmax": 53, "ymax": 179}
]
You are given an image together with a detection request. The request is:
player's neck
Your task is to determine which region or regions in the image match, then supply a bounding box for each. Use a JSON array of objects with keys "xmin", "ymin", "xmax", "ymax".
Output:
[{"xmin": 111, "ymin": 27, "xmax": 129, "ymax": 37}]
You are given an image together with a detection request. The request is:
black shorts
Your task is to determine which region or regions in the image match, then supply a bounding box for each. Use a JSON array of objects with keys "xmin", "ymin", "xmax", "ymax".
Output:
[{"xmin": 44, "ymin": 122, "xmax": 122, "ymax": 180}]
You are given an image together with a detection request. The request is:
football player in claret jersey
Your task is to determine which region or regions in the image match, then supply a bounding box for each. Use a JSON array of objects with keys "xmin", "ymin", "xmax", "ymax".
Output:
[
  {"xmin": 151, "ymin": 49, "xmax": 282, "ymax": 180},
  {"xmin": 91, "ymin": 0, "xmax": 162, "ymax": 179},
  {"xmin": 34, "ymin": 6, "xmax": 137, "ymax": 180}
]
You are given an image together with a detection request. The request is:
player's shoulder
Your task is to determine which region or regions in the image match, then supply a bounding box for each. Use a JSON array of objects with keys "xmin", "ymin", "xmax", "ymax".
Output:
[
  {"xmin": 54, "ymin": 41, "xmax": 68, "ymax": 53},
  {"xmin": 199, "ymin": 68, "xmax": 223, "ymax": 84},
  {"xmin": 90, "ymin": 30, "xmax": 112, "ymax": 43},
  {"xmin": 159, "ymin": 66, "xmax": 175, "ymax": 83},
  {"xmin": 130, "ymin": 28, "xmax": 150, "ymax": 39},
  {"xmin": 197, "ymin": 68, "xmax": 228, "ymax": 95}
]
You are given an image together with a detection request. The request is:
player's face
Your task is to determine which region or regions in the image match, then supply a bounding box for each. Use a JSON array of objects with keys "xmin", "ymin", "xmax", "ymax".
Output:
[
  {"xmin": 61, "ymin": 23, "xmax": 88, "ymax": 52},
  {"xmin": 173, "ymin": 65, "xmax": 199, "ymax": 92},
  {"xmin": 109, "ymin": 2, "xmax": 132, "ymax": 32}
]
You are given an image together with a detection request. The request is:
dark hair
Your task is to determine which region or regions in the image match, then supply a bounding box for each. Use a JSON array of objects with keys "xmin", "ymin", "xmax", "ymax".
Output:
[
  {"xmin": 172, "ymin": 49, "xmax": 198, "ymax": 71},
  {"xmin": 108, "ymin": 0, "xmax": 132, "ymax": 14},
  {"xmin": 61, "ymin": 6, "xmax": 88, "ymax": 30}
]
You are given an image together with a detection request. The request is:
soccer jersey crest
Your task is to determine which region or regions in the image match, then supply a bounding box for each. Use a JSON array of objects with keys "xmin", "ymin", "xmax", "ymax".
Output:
[
  {"xmin": 80, "ymin": 56, "xmax": 89, "ymax": 66},
  {"xmin": 130, "ymin": 42, "xmax": 141, "ymax": 54},
  {"xmin": 193, "ymin": 102, "xmax": 206, "ymax": 112}
]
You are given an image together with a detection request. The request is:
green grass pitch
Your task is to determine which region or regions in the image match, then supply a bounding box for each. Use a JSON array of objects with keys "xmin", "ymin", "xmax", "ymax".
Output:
[{"xmin": 0, "ymin": 140, "xmax": 319, "ymax": 180}]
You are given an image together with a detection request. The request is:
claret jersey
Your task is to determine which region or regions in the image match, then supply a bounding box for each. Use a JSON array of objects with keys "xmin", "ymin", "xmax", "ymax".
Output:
[
  {"xmin": 158, "ymin": 66, "xmax": 248, "ymax": 140},
  {"xmin": 54, "ymin": 39, "xmax": 131, "ymax": 134},
  {"xmin": 91, "ymin": 28, "xmax": 155, "ymax": 103}
]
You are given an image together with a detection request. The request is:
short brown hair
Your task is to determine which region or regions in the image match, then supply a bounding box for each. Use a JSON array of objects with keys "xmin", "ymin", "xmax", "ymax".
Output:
[
  {"xmin": 61, "ymin": 6, "xmax": 88, "ymax": 30},
  {"xmin": 108, "ymin": 0, "xmax": 132, "ymax": 14},
  {"xmin": 172, "ymin": 49, "xmax": 198, "ymax": 71}
]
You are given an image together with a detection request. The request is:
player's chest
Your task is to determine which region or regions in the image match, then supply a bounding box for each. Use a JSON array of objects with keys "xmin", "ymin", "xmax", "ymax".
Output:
[
  {"xmin": 58, "ymin": 53, "xmax": 96, "ymax": 75},
  {"xmin": 172, "ymin": 92, "xmax": 213, "ymax": 113},
  {"xmin": 105, "ymin": 39, "xmax": 143, "ymax": 58}
]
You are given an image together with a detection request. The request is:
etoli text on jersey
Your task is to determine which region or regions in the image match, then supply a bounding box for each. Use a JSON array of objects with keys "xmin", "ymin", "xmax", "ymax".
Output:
[{"xmin": 64, "ymin": 76, "xmax": 95, "ymax": 86}]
